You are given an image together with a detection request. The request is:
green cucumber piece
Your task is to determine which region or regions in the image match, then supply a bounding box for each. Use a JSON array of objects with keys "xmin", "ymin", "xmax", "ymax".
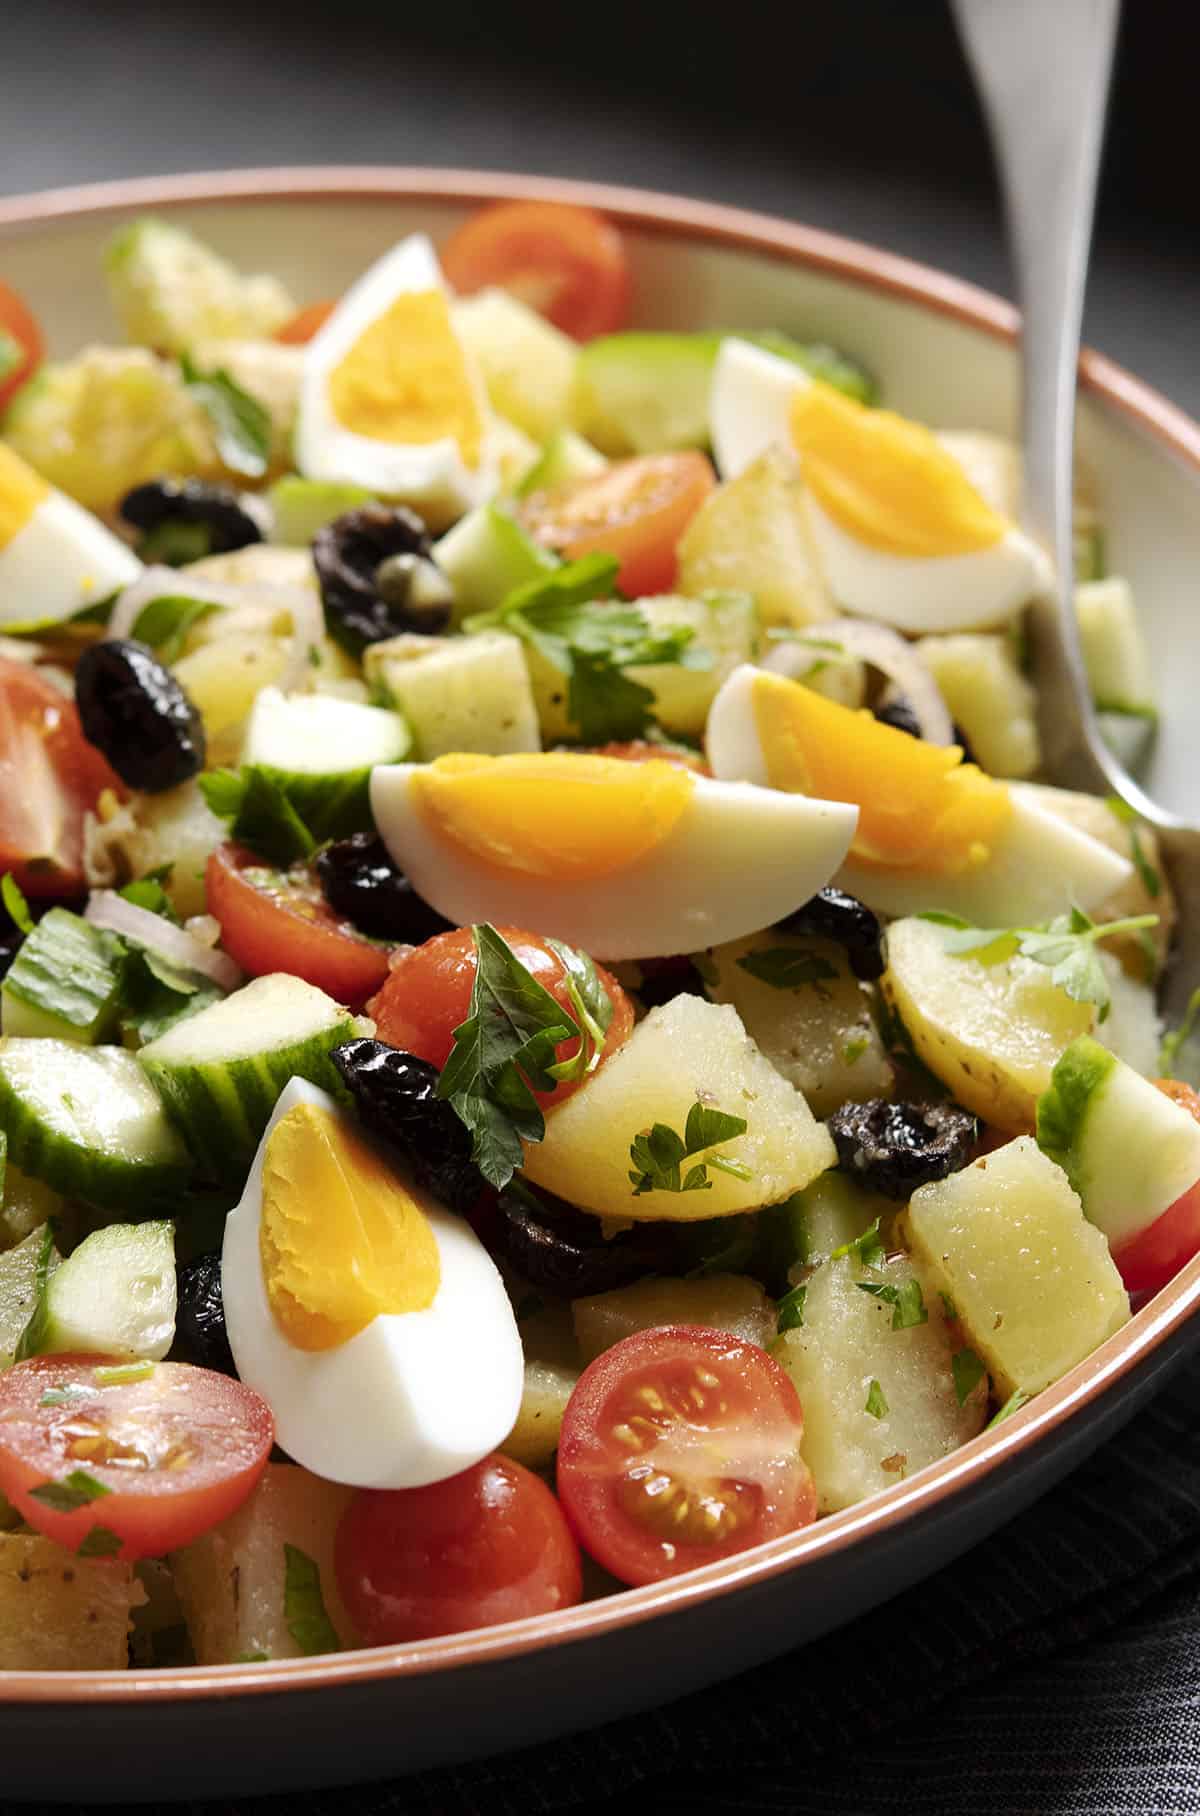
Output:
[
  {"xmin": 0, "ymin": 1161, "xmax": 65, "ymax": 1249},
  {"xmin": 239, "ymin": 687, "xmax": 411, "ymax": 838},
  {"xmin": 513, "ymin": 429, "xmax": 608, "ymax": 499},
  {"xmin": 364, "ymin": 629, "xmax": 541, "ymax": 759},
  {"xmin": 267, "ymin": 477, "xmax": 376, "ymax": 547},
  {"xmin": 1036, "ymin": 1035, "xmax": 1200, "ymax": 1249},
  {"xmin": 432, "ymin": 504, "xmax": 557, "ymax": 622},
  {"xmin": 138, "ymin": 973, "xmax": 355, "ymax": 1188},
  {"xmin": 21, "ymin": 1221, "xmax": 175, "ymax": 1362},
  {"xmin": 0, "ymin": 1041, "xmax": 192, "ymax": 1210},
  {"xmin": 1, "ymin": 910, "xmax": 131, "ymax": 1043},
  {"xmin": 1076, "ymin": 577, "xmax": 1156, "ymax": 716},
  {"xmin": 0, "ymin": 1228, "xmax": 61, "ymax": 1368}
]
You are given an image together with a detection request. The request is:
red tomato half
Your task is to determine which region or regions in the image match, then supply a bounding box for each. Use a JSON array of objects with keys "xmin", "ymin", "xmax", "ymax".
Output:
[
  {"xmin": 275, "ymin": 300, "xmax": 337, "ymax": 345},
  {"xmin": 557, "ymin": 1325, "xmax": 816, "ymax": 1586},
  {"xmin": 206, "ymin": 842, "xmax": 391, "ymax": 1008},
  {"xmin": 0, "ymin": 1357, "xmax": 273, "ymax": 1562},
  {"xmin": 0, "ymin": 281, "xmax": 43, "ymax": 410},
  {"xmin": 0, "ymin": 659, "xmax": 124, "ymax": 899},
  {"xmin": 440, "ymin": 201, "xmax": 631, "ymax": 341},
  {"xmin": 335, "ymin": 1453, "xmax": 582, "ymax": 1644},
  {"xmin": 518, "ymin": 452, "xmax": 715, "ymax": 598},
  {"xmin": 368, "ymin": 925, "xmax": 633, "ymax": 1108},
  {"xmin": 1113, "ymin": 1079, "xmax": 1200, "ymax": 1296}
]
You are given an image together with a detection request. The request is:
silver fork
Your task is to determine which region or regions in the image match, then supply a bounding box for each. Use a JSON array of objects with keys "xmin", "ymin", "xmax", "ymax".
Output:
[{"xmin": 953, "ymin": 0, "xmax": 1200, "ymax": 1022}]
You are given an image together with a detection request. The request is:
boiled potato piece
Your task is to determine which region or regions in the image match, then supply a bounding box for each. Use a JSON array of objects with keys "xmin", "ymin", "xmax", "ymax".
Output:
[
  {"xmin": 903, "ymin": 1137, "xmax": 1129, "ymax": 1397},
  {"xmin": 451, "ymin": 289, "xmax": 577, "ymax": 443},
  {"xmin": 677, "ymin": 447, "xmax": 832, "ymax": 628},
  {"xmin": 170, "ymin": 1463, "xmax": 359, "ymax": 1663},
  {"xmin": 503, "ymin": 1293, "xmax": 580, "ymax": 1471},
  {"xmin": 1019, "ymin": 782, "xmax": 1175, "ymax": 972},
  {"xmin": 706, "ymin": 931, "xmax": 893, "ymax": 1117},
  {"xmin": 135, "ymin": 780, "xmax": 230, "ymax": 919},
  {"xmin": 0, "ymin": 1532, "xmax": 143, "ymax": 1669},
  {"xmin": 773, "ymin": 1251, "xmax": 986, "ymax": 1512},
  {"xmin": 573, "ymin": 1272, "xmax": 775, "ymax": 1365},
  {"xmin": 882, "ymin": 915, "xmax": 1093, "ymax": 1132},
  {"xmin": 916, "ymin": 633, "xmax": 1039, "ymax": 779},
  {"xmin": 172, "ymin": 630, "xmax": 290, "ymax": 765},
  {"xmin": 187, "ymin": 338, "xmax": 302, "ymax": 476},
  {"xmin": 184, "ymin": 544, "xmax": 317, "ymax": 594},
  {"xmin": 521, "ymin": 995, "xmax": 836, "ymax": 1221}
]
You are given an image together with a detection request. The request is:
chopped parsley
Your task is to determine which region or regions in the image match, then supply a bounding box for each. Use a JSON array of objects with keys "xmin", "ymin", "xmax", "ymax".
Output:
[
  {"xmin": 200, "ymin": 765, "xmax": 317, "ymax": 866},
  {"xmin": 129, "ymin": 594, "xmax": 220, "ymax": 663},
  {"xmin": 1159, "ymin": 987, "xmax": 1200, "ymax": 1081},
  {"xmin": 282, "ymin": 1544, "xmax": 341, "ymax": 1656},
  {"xmin": 842, "ymin": 1034, "xmax": 870, "ymax": 1067},
  {"xmin": 776, "ymin": 1283, "xmax": 807, "ymax": 1333},
  {"xmin": 29, "ymin": 1469, "xmax": 111, "ymax": 1514},
  {"xmin": 735, "ymin": 948, "xmax": 838, "ymax": 996},
  {"xmin": 951, "ymin": 1347, "xmax": 987, "ymax": 1407},
  {"xmin": 987, "ymin": 1388, "xmax": 1032, "ymax": 1428},
  {"xmin": 1, "ymin": 873, "xmax": 34, "ymax": 937},
  {"xmin": 0, "ymin": 330, "xmax": 22, "ymax": 384},
  {"xmin": 76, "ymin": 1525, "xmax": 124, "ymax": 1559},
  {"xmin": 939, "ymin": 1290, "xmax": 957, "ymax": 1321},
  {"xmin": 1106, "ymin": 796, "xmax": 1161, "ymax": 898},
  {"xmin": 830, "ymin": 1216, "xmax": 885, "ymax": 1269},
  {"xmin": 180, "ymin": 353, "xmax": 271, "ymax": 479},
  {"xmin": 94, "ymin": 1361, "xmax": 155, "ymax": 1387},
  {"xmin": 628, "ymin": 1101, "xmax": 751, "ymax": 1196},
  {"xmin": 542, "ymin": 938, "xmax": 613, "ymax": 1085},
  {"xmin": 864, "ymin": 1379, "xmax": 888, "ymax": 1419},
  {"xmin": 921, "ymin": 905, "xmax": 1159, "ymax": 1023},
  {"xmin": 856, "ymin": 1276, "xmax": 928, "ymax": 1331}
]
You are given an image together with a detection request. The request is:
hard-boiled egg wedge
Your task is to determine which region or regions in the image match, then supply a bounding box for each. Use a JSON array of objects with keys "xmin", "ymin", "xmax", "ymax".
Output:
[
  {"xmin": 707, "ymin": 664, "xmax": 1132, "ymax": 924},
  {"xmin": 709, "ymin": 338, "xmax": 1050, "ymax": 631},
  {"xmin": 294, "ymin": 234, "xmax": 497, "ymax": 525},
  {"xmin": 371, "ymin": 749, "xmax": 858, "ymax": 960},
  {"xmin": 0, "ymin": 442, "xmax": 141, "ymax": 625},
  {"xmin": 222, "ymin": 1077, "xmax": 523, "ymax": 1489}
]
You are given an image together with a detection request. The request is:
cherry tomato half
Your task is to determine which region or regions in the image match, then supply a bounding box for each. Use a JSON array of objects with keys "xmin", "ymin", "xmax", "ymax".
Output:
[
  {"xmin": 1113, "ymin": 1079, "xmax": 1200, "ymax": 1296},
  {"xmin": 275, "ymin": 300, "xmax": 337, "ymax": 345},
  {"xmin": 0, "ymin": 281, "xmax": 43, "ymax": 411},
  {"xmin": 518, "ymin": 452, "xmax": 715, "ymax": 599},
  {"xmin": 0, "ymin": 659, "xmax": 124, "ymax": 899},
  {"xmin": 206, "ymin": 842, "xmax": 391, "ymax": 1008},
  {"xmin": 335, "ymin": 1452, "xmax": 582, "ymax": 1644},
  {"xmin": 557, "ymin": 1324, "xmax": 816, "ymax": 1586},
  {"xmin": 368, "ymin": 924, "xmax": 633, "ymax": 1108},
  {"xmin": 440, "ymin": 201, "xmax": 631, "ymax": 341},
  {"xmin": 0, "ymin": 1356, "xmax": 273, "ymax": 1562}
]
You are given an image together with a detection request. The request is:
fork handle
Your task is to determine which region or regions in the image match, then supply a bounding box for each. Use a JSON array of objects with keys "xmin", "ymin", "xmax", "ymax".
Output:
[{"xmin": 953, "ymin": 0, "xmax": 1121, "ymax": 795}]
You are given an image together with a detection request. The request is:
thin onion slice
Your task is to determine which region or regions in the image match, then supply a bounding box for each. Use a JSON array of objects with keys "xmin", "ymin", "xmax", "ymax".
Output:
[
  {"xmin": 109, "ymin": 567, "xmax": 325, "ymax": 697},
  {"xmin": 764, "ymin": 617, "xmax": 955, "ymax": 746},
  {"xmin": 85, "ymin": 890, "xmax": 244, "ymax": 993}
]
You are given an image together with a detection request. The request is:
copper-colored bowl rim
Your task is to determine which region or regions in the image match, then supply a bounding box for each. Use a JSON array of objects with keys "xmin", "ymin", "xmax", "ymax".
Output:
[{"xmin": 2, "ymin": 165, "xmax": 1199, "ymax": 1707}]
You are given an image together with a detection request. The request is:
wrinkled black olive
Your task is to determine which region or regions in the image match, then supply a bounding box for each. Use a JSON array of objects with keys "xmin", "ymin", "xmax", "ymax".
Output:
[
  {"xmin": 828, "ymin": 1098, "xmax": 979, "ymax": 1199},
  {"xmin": 174, "ymin": 1252, "xmax": 236, "ymax": 1376},
  {"xmin": 313, "ymin": 506, "xmax": 450, "ymax": 654},
  {"xmin": 494, "ymin": 1182, "xmax": 675, "ymax": 1297},
  {"xmin": 119, "ymin": 478, "xmax": 267, "ymax": 562},
  {"xmin": 332, "ymin": 1039, "xmax": 484, "ymax": 1214},
  {"xmin": 316, "ymin": 834, "xmax": 452, "ymax": 943},
  {"xmin": 873, "ymin": 696, "xmax": 923, "ymax": 739},
  {"xmin": 635, "ymin": 955, "xmax": 710, "ymax": 1009},
  {"xmin": 75, "ymin": 638, "xmax": 205, "ymax": 793},
  {"xmin": 776, "ymin": 886, "xmax": 884, "ymax": 981}
]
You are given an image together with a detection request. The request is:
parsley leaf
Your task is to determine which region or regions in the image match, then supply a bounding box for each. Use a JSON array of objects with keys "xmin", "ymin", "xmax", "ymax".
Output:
[
  {"xmin": 543, "ymin": 936, "xmax": 613, "ymax": 1084},
  {"xmin": 864, "ymin": 1379, "xmax": 888, "ymax": 1419},
  {"xmin": 180, "ymin": 353, "xmax": 271, "ymax": 479},
  {"xmin": 842, "ymin": 1034, "xmax": 869, "ymax": 1066},
  {"xmin": 921, "ymin": 906, "xmax": 1159, "ymax": 1023},
  {"xmin": 856, "ymin": 1277, "xmax": 929, "ymax": 1330},
  {"xmin": 987, "ymin": 1387, "xmax": 1032, "ymax": 1428},
  {"xmin": 0, "ymin": 330, "xmax": 21, "ymax": 384},
  {"xmin": 1160, "ymin": 987, "xmax": 1200, "ymax": 1080},
  {"xmin": 628, "ymin": 1100, "xmax": 751, "ymax": 1196},
  {"xmin": 437, "ymin": 924, "xmax": 578, "ymax": 1190},
  {"xmin": 735, "ymin": 948, "xmax": 838, "ymax": 996},
  {"xmin": 282, "ymin": 1543, "xmax": 341, "ymax": 1656},
  {"xmin": 40, "ymin": 1384, "xmax": 94, "ymax": 1408},
  {"xmin": 776, "ymin": 1282, "xmax": 807, "ymax": 1333},
  {"xmin": 830, "ymin": 1216, "xmax": 886, "ymax": 1268},
  {"xmin": 77, "ymin": 1525, "xmax": 124, "ymax": 1558},
  {"xmin": 1, "ymin": 873, "xmax": 34, "ymax": 936},
  {"xmin": 952, "ymin": 1347, "xmax": 987, "ymax": 1407},
  {"xmin": 118, "ymin": 875, "xmax": 179, "ymax": 922},
  {"xmin": 130, "ymin": 594, "xmax": 220, "ymax": 662},
  {"xmin": 29, "ymin": 1469, "xmax": 110, "ymax": 1513},
  {"xmin": 199, "ymin": 766, "xmax": 317, "ymax": 866},
  {"xmin": 1105, "ymin": 795, "xmax": 1161, "ymax": 898}
]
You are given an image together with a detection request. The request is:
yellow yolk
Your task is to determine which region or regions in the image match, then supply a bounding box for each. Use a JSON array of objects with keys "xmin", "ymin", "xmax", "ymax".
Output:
[
  {"xmin": 411, "ymin": 751, "xmax": 695, "ymax": 882},
  {"xmin": 260, "ymin": 1103, "xmax": 441, "ymax": 1352},
  {"xmin": 789, "ymin": 382, "xmax": 1008, "ymax": 557},
  {"xmin": 0, "ymin": 444, "xmax": 49, "ymax": 551},
  {"xmin": 328, "ymin": 290, "xmax": 485, "ymax": 466},
  {"xmin": 750, "ymin": 669, "xmax": 1012, "ymax": 873}
]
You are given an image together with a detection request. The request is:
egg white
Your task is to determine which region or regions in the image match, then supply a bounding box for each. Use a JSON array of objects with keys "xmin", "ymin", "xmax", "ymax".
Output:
[
  {"xmin": 706, "ymin": 664, "xmax": 1132, "ymax": 924},
  {"xmin": 221, "ymin": 1078, "xmax": 523, "ymax": 1490},
  {"xmin": 294, "ymin": 234, "xmax": 497, "ymax": 522},
  {"xmin": 370, "ymin": 763, "xmax": 858, "ymax": 960},
  {"xmin": 0, "ymin": 490, "xmax": 141, "ymax": 626},
  {"xmin": 709, "ymin": 337, "xmax": 813, "ymax": 481}
]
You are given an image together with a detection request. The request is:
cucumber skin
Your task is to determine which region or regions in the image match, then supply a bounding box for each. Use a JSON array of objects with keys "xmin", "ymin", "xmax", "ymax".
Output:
[
  {"xmin": 139, "ymin": 1019, "xmax": 356, "ymax": 1189},
  {"xmin": 35, "ymin": 1221, "xmax": 176, "ymax": 1362},
  {"xmin": 254, "ymin": 763, "xmax": 375, "ymax": 842},
  {"xmin": 1, "ymin": 911, "xmax": 131, "ymax": 1044},
  {"xmin": 0, "ymin": 1057, "xmax": 193, "ymax": 1212},
  {"xmin": 1035, "ymin": 1035, "xmax": 1116, "ymax": 1198}
]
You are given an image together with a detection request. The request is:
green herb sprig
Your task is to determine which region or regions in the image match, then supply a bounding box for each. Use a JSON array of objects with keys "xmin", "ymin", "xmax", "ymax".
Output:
[{"xmin": 921, "ymin": 905, "xmax": 1158, "ymax": 1023}]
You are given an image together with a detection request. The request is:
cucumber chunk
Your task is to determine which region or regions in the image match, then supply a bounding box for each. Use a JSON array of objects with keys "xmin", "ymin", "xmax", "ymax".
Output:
[
  {"xmin": 1076, "ymin": 577, "xmax": 1156, "ymax": 716},
  {"xmin": 0, "ymin": 1229, "xmax": 61, "ymax": 1368},
  {"xmin": 240, "ymin": 687, "xmax": 411, "ymax": 838},
  {"xmin": 364, "ymin": 629, "xmax": 541, "ymax": 759},
  {"xmin": 138, "ymin": 973, "xmax": 355, "ymax": 1187},
  {"xmin": 513, "ymin": 429, "xmax": 608, "ymax": 499},
  {"xmin": 267, "ymin": 477, "xmax": 375, "ymax": 547},
  {"xmin": 21, "ymin": 1222, "xmax": 176, "ymax": 1363},
  {"xmin": 1, "ymin": 910, "xmax": 130, "ymax": 1044},
  {"xmin": 433, "ymin": 505, "xmax": 557, "ymax": 622},
  {"xmin": 0, "ymin": 1041, "xmax": 192, "ymax": 1210}
]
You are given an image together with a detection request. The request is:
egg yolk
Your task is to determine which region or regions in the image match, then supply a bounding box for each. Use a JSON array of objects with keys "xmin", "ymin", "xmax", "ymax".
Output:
[
  {"xmin": 789, "ymin": 382, "xmax": 1007, "ymax": 557},
  {"xmin": 411, "ymin": 751, "xmax": 695, "ymax": 882},
  {"xmin": 328, "ymin": 290, "xmax": 485, "ymax": 466},
  {"xmin": 0, "ymin": 444, "xmax": 49, "ymax": 551},
  {"xmin": 750, "ymin": 669, "xmax": 1012, "ymax": 873},
  {"xmin": 260, "ymin": 1103, "xmax": 441, "ymax": 1352}
]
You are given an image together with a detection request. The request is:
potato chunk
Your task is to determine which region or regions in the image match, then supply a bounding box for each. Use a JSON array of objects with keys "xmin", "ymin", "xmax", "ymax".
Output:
[
  {"xmin": 773, "ymin": 1251, "xmax": 986, "ymax": 1512},
  {"xmin": 0, "ymin": 1532, "xmax": 142, "ymax": 1669},
  {"xmin": 573, "ymin": 1272, "xmax": 775, "ymax": 1365},
  {"xmin": 903, "ymin": 1136, "xmax": 1129, "ymax": 1397},
  {"xmin": 521, "ymin": 995, "xmax": 836, "ymax": 1221},
  {"xmin": 677, "ymin": 447, "xmax": 832, "ymax": 628}
]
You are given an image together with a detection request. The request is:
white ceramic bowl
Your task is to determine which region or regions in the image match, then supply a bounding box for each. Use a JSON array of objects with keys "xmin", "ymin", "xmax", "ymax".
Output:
[{"xmin": 1, "ymin": 168, "xmax": 1198, "ymax": 1802}]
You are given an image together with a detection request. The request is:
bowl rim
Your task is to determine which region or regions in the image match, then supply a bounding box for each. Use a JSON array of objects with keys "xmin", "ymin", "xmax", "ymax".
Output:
[{"xmin": 1, "ymin": 163, "xmax": 1198, "ymax": 1707}]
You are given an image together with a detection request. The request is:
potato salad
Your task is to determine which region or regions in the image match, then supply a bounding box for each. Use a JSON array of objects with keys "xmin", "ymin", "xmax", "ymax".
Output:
[{"xmin": 0, "ymin": 200, "xmax": 1187, "ymax": 1671}]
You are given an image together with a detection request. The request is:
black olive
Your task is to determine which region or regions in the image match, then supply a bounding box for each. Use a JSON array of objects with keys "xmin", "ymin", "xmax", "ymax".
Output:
[
  {"xmin": 74, "ymin": 638, "xmax": 205, "ymax": 793},
  {"xmin": 873, "ymin": 696, "xmax": 923, "ymax": 739},
  {"xmin": 316, "ymin": 834, "xmax": 453, "ymax": 943},
  {"xmin": 313, "ymin": 506, "xmax": 451, "ymax": 655},
  {"xmin": 775, "ymin": 886, "xmax": 884, "ymax": 981},
  {"xmin": 635, "ymin": 955, "xmax": 710, "ymax": 1009},
  {"xmin": 827, "ymin": 1098, "xmax": 979, "ymax": 1199},
  {"xmin": 0, "ymin": 931, "xmax": 21, "ymax": 984},
  {"xmin": 952, "ymin": 721, "xmax": 979, "ymax": 767},
  {"xmin": 331, "ymin": 1038, "xmax": 484, "ymax": 1215},
  {"xmin": 174, "ymin": 1252, "xmax": 236, "ymax": 1376},
  {"xmin": 119, "ymin": 478, "xmax": 267, "ymax": 563},
  {"xmin": 493, "ymin": 1181, "xmax": 675, "ymax": 1297}
]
